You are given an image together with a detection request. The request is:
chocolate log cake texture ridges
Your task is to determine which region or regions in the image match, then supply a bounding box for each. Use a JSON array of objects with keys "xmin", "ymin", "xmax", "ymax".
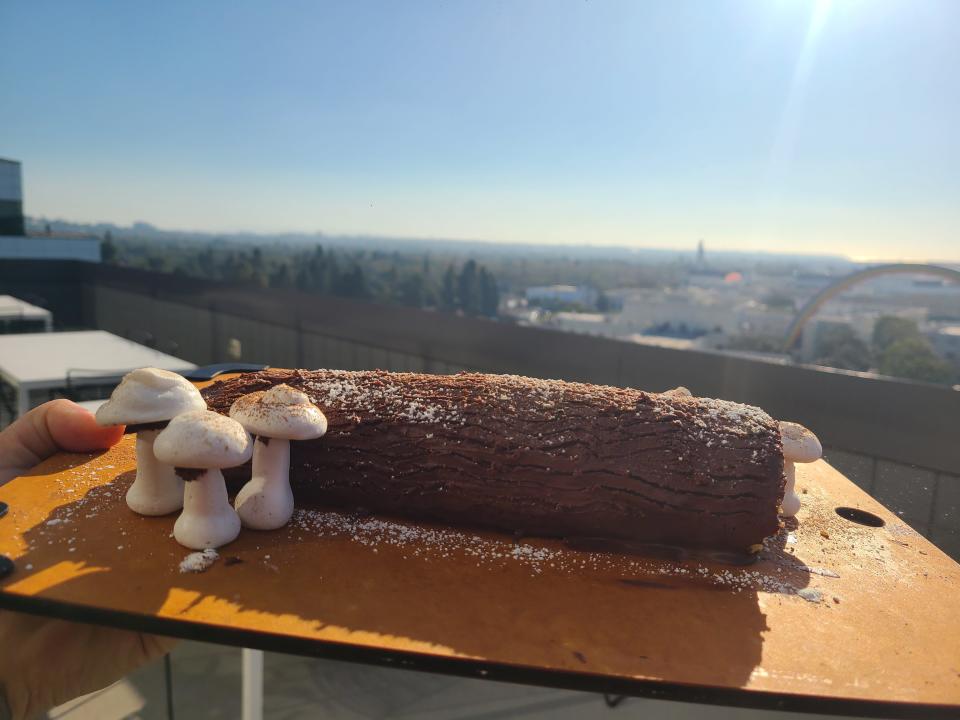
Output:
[{"xmin": 202, "ymin": 369, "xmax": 785, "ymax": 555}]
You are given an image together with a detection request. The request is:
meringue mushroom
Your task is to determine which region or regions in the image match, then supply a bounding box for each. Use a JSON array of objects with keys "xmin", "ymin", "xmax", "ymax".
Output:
[
  {"xmin": 229, "ymin": 384, "xmax": 328, "ymax": 530},
  {"xmin": 778, "ymin": 421, "xmax": 822, "ymax": 518},
  {"xmin": 96, "ymin": 367, "xmax": 207, "ymax": 515},
  {"xmin": 154, "ymin": 410, "xmax": 253, "ymax": 549}
]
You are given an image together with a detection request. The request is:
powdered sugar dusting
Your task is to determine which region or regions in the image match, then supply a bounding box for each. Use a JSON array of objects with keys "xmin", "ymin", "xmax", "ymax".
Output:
[
  {"xmin": 290, "ymin": 508, "xmax": 829, "ymax": 598},
  {"xmin": 711, "ymin": 399, "xmax": 772, "ymax": 434},
  {"xmin": 691, "ymin": 397, "xmax": 775, "ymax": 437},
  {"xmin": 179, "ymin": 548, "xmax": 220, "ymax": 573},
  {"xmin": 216, "ymin": 370, "xmax": 781, "ymax": 461},
  {"xmin": 304, "ymin": 373, "xmax": 465, "ymax": 427},
  {"xmin": 291, "ymin": 509, "xmax": 560, "ymax": 574}
]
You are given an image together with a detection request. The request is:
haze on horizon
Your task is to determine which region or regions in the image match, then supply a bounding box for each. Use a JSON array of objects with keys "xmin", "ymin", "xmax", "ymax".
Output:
[{"xmin": 2, "ymin": 1, "xmax": 958, "ymax": 263}]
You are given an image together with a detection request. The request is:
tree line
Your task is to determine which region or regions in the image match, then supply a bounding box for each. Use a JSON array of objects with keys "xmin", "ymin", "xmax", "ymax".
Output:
[
  {"xmin": 101, "ymin": 235, "xmax": 500, "ymax": 318},
  {"xmin": 813, "ymin": 316, "xmax": 955, "ymax": 385}
]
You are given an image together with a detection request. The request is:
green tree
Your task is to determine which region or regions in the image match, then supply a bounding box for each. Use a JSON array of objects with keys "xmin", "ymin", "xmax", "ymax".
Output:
[
  {"xmin": 422, "ymin": 281, "xmax": 439, "ymax": 309},
  {"xmin": 398, "ymin": 272, "xmax": 426, "ymax": 307},
  {"xmin": 596, "ymin": 291, "xmax": 611, "ymax": 312},
  {"xmin": 337, "ymin": 264, "xmax": 370, "ymax": 299},
  {"xmin": 814, "ymin": 325, "xmax": 872, "ymax": 371},
  {"xmin": 101, "ymin": 235, "xmax": 117, "ymax": 264},
  {"xmin": 478, "ymin": 267, "xmax": 499, "ymax": 317},
  {"xmin": 296, "ymin": 247, "xmax": 323, "ymax": 292},
  {"xmin": 197, "ymin": 248, "xmax": 216, "ymax": 278},
  {"xmin": 383, "ymin": 263, "xmax": 398, "ymax": 286},
  {"xmin": 323, "ymin": 253, "xmax": 340, "ymax": 294},
  {"xmin": 873, "ymin": 316, "xmax": 921, "ymax": 354},
  {"xmin": 879, "ymin": 337, "xmax": 955, "ymax": 384},
  {"xmin": 726, "ymin": 335, "xmax": 783, "ymax": 353},
  {"xmin": 269, "ymin": 262, "xmax": 293, "ymax": 288},
  {"xmin": 441, "ymin": 265, "xmax": 458, "ymax": 310},
  {"xmin": 458, "ymin": 260, "xmax": 480, "ymax": 314},
  {"xmin": 761, "ymin": 291, "xmax": 795, "ymax": 310}
]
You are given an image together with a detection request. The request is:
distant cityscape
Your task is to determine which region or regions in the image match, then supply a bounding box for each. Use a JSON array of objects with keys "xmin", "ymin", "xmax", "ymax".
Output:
[
  {"xmin": 20, "ymin": 216, "xmax": 960, "ymax": 387},
  {"xmin": 3, "ymin": 157, "xmax": 959, "ymax": 388},
  {"xmin": 509, "ymin": 249, "xmax": 960, "ymax": 386}
]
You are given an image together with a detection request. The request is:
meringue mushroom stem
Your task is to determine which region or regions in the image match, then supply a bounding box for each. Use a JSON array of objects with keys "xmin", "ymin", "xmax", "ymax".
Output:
[
  {"xmin": 234, "ymin": 436, "xmax": 295, "ymax": 530},
  {"xmin": 126, "ymin": 429, "xmax": 184, "ymax": 516},
  {"xmin": 778, "ymin": 421, "xmax": 821, "ymax": 519},
  {"xmin": 782, "ymin": 462, "xmax": 801, "ymax": 518},
  {"xmin": 173, "ymin": 468, "xmax": 242, "ymax": 549}
]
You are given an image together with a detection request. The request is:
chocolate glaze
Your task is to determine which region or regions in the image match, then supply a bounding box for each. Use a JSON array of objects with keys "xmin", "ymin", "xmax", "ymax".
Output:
[
  {"xmin": 175, "ymin": 467, "xmax": 206, "ymax": 482},
  {"xmin": 203, "ymin": 369, "xmax": 786, "ymax": 554},
  {"xmin": 124, "ymin": 421, "xmax": 169, "ymax": 434}
]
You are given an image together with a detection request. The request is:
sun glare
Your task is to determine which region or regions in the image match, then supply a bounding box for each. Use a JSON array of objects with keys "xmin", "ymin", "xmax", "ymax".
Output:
[{"xmin": 769, "ymin": 0, "xmax": 834, "ymax": 176}]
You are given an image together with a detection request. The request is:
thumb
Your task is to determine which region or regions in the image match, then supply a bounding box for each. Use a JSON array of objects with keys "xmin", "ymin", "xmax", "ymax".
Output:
[{"xmin": 0, "ymin": 399, "xmax": 124, "ymax": 485}]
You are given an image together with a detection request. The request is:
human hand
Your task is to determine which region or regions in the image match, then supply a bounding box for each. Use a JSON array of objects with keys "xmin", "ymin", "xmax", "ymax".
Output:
[{"xmin": 0, "ymin": 400, "xmax": 178, "ymax": 719}]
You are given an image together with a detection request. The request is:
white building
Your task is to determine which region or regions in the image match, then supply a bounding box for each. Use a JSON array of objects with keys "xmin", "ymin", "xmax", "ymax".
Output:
[
  {"xmin": 0, "ymin": 330, "xmax": 195, "ymax": 427},
  {"xmin": 618, "ymin": 288, "xmax": 735, "ymax": 335},
  {"xmin": 735, "ymin": 301, "xmax": 794, "ymax": 338},
  {"xmin": 0, "ymin": 295, "xmax": 53, "ymax": 333},
  {"xmin": 928, "ymin": 326, "xmax": 960, "ymax": 368},
  {"xmin": 526, "ymin": 285, "xmax": 599, "ymax": 307},
  {"xmin": 0, "ymin": 158, "xmax": 101, "ymax": 261},
  {"xmin": 543, "ymin": 311, "xmax": 620, "ymax": 338}
]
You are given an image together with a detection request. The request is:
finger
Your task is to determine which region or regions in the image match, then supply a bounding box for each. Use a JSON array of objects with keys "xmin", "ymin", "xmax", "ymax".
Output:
[
  {"xmin": 0, "ymin": 400, "xmax": 124, "ymax": 483},
  {"xmin": 0, "ymin": 611, "xmax": 179, "ymax": 718},
  {"xmin": 140, "ymin": 633, "xmax": 180, "ymax": 658},
  {"xmin": 45, "ymin": 400, "xmax": 125, "ymax": 453}
]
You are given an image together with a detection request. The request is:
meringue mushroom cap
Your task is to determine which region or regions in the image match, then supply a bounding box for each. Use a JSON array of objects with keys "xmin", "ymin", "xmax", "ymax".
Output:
[
  {"xmin": 154, "ymin": 410, "xmax": 253, "ymax": 469},
  {"xmin": 96, "ymin": 367, "xmax": 206, "ymax": 426},
  {"xmin": 229, "ymin": 384, "xmax": 328, "ymax": 441},
  {"xmin": 779, "ymin": 421, "xmax": 822, "ymax": 463}
]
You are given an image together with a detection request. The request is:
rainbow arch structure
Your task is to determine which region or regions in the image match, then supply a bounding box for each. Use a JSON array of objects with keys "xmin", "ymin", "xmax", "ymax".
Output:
[{"xmin": 782, "ymin": 263, "xmax": 960, "ymax": 351}]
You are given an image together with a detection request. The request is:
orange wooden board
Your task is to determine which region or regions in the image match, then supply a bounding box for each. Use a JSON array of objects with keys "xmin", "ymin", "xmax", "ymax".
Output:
[{"xmin": 1, "ymin": 438, "xmax": 958, "ymax": 716}]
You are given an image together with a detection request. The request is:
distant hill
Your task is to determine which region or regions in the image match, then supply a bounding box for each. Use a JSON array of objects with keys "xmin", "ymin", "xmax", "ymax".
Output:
[{"xmin": 26, "ymin": 216, "xmax": 855, "ymax": 270}]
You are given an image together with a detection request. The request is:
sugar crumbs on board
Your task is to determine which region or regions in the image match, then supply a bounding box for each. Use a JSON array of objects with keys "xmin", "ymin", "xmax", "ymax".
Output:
[
  {"xmin": 23, "ymin": 465, "xmax": 127, "ymax": 552},
  {"xmin": 290, "ymin": 509, "xmax": 829, "ymax": 600},
  {"xmin": 179, "ymin": 549, "xmax": 220, "ymax": 573},
  {"xmin": 291, "ymin": 509, "xmax": 560, "ymax": 574}
]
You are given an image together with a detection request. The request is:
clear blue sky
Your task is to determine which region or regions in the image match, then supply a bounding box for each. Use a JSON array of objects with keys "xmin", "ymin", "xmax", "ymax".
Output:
[{"xmin": 2, "ymin": 0, "xmax": 958, "ymax": 261}]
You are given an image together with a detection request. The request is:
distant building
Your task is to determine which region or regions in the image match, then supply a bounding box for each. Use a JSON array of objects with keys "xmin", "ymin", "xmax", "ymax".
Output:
[
  {"xmin": 618, "ymin": 287, "xmax": 733, "ymax": 336},
  {"xmin": 686, "ymin": 268, "xmax": 744, "ymax": 290},
  {"xmin": 0, "ymin": 330, "xmax": 195, "ymax": 427},
  {"xmin": 0, "ymin": 295, "xmax": 53, "ymax": 333},
  {"xmin": 0, "ymin": 234, "xmax": 101, "ymax": 262},
  {"xmin": 525, "ymin": 284, "xmax": 599, "ymax": 308},
  {"xmin": 928, "ymin": 326, "xmax": 960, "ymax": 368},
  {"xmin": 735, "ymin": 301, "xmax": 794, "ymax": 338},
  {"xmin": 0, "ymin": 158, "xmax": 101, "ymax": 262},
  {"xmin": 627, "ymin": 333, "xmax": 700, "ymax": 351},
  {"xmin": 0, "ymin": 158, "xmax": 25, "ymax": 235},
  {"xmin": 544, "ymin": 311, "xmax": 619, "ymax": 338}
]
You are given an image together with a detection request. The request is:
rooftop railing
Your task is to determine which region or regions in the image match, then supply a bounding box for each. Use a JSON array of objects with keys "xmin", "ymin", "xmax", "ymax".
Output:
[{"xmin": 4, "ymin": 259, "xmax": 957, "ymax": 560}]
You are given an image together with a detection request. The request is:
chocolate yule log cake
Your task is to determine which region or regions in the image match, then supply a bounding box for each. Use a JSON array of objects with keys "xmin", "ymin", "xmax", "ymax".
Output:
[{"xmin": 202, "ymin": 369, "xmax": 787, "ymax": 558}]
